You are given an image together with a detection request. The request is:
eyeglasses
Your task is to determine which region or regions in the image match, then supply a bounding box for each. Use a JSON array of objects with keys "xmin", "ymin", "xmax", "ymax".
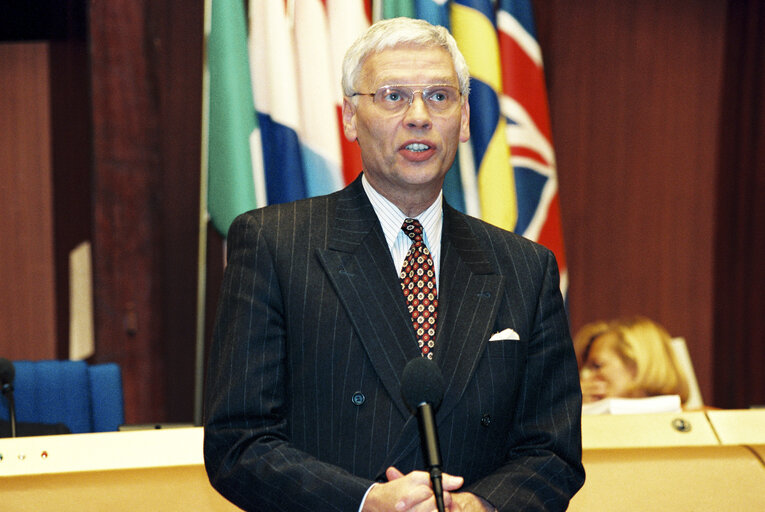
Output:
[{"xmin": 351, "ymin": 84, "xmax": 461, "ymax": 114}]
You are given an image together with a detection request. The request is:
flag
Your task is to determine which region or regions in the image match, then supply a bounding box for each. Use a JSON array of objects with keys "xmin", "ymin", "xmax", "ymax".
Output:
[
  {"xmin": 451, "ymin": 0, "xmax": 516, "ymax": 230},
  {"xmin": 383, "ymin": 0, "xmax": 415, "ymax": 18},
  {"xmin": 206, "ymin": 0, "xmax": 265, "ymax": 236},
  {"xmin": 327, "ymin": 0, "xmax": 371, "ymax": 184},
  {"xmin": 415, "ymin": 0, "xmax": 451, "ymax": 27},
  {"xmin": 249, "ymin": 0, "xmax": 307, "ymax": 204},
  {"xmin": 497, "ymin": 0, "xmax": 568, "ymax": 295},
  {"xmin": 293, "ymin": 0, "xmax": 345, "ymax": 196}
]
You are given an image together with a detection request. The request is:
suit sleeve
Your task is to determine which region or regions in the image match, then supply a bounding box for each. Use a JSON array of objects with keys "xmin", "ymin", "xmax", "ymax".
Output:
[
  {"xmin": 203, "ymin": 213, "xmax": 371, "ymax": 512},
  {"xmin": 465, "ymin": 247, "xmax": 585, "ymax": 511}
]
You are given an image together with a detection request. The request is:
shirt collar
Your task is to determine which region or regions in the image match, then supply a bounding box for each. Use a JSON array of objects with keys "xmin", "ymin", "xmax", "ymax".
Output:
[{"xmin": 361, "ymin": 173, "xmax": 443, "ymax": 251}]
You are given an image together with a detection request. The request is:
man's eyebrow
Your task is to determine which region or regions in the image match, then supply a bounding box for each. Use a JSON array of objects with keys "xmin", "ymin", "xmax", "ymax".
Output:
[
  {"xmin": 375, "ymin": 79, "xmax": 459, "ymax": 87},
  {"xmin": 375, "ymin": 73, "xmax": 456, "ymax": 83}
]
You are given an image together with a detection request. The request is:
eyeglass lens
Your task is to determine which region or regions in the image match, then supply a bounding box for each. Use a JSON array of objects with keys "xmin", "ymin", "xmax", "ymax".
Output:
[{"xmin": 372, "ymin": 86, "xmax": 459, "ymax": 112}]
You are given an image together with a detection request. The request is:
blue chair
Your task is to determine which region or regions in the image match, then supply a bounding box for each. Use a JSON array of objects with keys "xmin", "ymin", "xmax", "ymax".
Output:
[{"xmin": 0, "ymin": 360, "xmax": 124, "ymax": 434}]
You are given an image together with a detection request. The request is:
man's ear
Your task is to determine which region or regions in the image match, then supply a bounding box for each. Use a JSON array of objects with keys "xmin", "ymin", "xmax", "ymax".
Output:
[
  {"xmin": 459, "ymin": 100, "xmax": 470, "ymax": 143},
  {"xmin": 342, "ymin": 97, "xmax": 358, "ymax": 142}
]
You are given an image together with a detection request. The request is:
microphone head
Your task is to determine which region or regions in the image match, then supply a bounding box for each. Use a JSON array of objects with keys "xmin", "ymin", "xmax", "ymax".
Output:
[
  {"xmin": 0, "ymin": 357, "xmax": 15, "ymax": 386},
  {"xmin": 401, "ymin": 357, "xmax": 445, "ymax": 412}
]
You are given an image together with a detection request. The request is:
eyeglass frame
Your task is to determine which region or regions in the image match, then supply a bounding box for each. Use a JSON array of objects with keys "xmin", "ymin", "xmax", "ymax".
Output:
[{"xmin": 350, "ymin": 84, "xmax": 463, "ymax": 114}]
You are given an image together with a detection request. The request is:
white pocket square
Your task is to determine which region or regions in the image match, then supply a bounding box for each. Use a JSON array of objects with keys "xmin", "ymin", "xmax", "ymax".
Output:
[{"xmin": 489, "ymin": 328, "xmax": 520, "ymax": 341}]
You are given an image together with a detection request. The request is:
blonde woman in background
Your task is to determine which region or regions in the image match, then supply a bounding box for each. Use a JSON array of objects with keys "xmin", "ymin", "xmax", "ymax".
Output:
[{"xmin": 574, "ymin": 316, "xmax": 689, "ymax": 405}]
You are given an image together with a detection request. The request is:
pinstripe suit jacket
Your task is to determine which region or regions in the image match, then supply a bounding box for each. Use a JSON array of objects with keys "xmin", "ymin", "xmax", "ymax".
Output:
[{"xmin": 204, "ymin": 177, "xmax": 584, "ymax": 511}]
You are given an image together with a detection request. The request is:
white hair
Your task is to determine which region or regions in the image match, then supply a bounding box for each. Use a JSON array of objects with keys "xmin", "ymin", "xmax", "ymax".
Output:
[{"xmin": 341, "ymin": 17, "xmax": 470, "ymax": 99}]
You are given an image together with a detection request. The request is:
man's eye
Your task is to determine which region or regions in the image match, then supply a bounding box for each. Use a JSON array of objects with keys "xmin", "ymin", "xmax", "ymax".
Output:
[
  {"xmin": 383, "ymin": 90, "xmax": 403, "ymax": 102},
  {"xmin": 427, "ymin": 91, "xmax": 448, "ymax": 102}
]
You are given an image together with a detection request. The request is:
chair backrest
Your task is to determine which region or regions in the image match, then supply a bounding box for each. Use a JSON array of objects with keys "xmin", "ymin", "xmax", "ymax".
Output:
[
  {"xmin": 670, "ymin": 337, "xmax": 704, "ymax": 410},
  {"xmin": 0, "ymin": 360, "xmax": 124, "ymax": 433}
]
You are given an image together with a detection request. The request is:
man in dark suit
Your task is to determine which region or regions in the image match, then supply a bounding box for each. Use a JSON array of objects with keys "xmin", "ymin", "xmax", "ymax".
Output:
[{"xmin": 204, "ymin": 17, "xmax": 584, "ymax": 512}]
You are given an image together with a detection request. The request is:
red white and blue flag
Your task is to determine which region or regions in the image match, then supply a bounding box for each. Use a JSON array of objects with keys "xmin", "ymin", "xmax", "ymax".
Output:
[
  {"xmin": 294, "ymin": 0, "xmax": 346, "ymax": 197},
  {"xmin": 248, "ymin": 0, "xmax": 307, "ymax": 205},
  {"xmin": 497, "ymin": 0, "xmax": 568, "ymax": 297}
]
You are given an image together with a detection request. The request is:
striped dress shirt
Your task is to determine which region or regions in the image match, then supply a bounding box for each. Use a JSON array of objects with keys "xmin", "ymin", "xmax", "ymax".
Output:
[{"xmin": 361, "ymin": 174, "xmax": 442, "ymax": 289}]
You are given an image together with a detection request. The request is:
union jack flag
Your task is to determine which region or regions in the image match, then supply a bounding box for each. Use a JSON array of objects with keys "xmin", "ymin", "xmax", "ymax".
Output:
[{"xmin": 497, "ymin": 0, "xmax": 568, "ymax": 298}]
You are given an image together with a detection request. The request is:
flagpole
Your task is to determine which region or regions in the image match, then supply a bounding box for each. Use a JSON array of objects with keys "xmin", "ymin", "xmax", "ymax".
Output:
[{"xmin": 194, "ymin": 0, "xmax": 213, "ymax": 427}]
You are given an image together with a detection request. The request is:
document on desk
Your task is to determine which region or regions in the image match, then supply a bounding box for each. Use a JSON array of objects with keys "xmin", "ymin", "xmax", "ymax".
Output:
[{"xmin": 582, "ymin": 395, "xmax": 682, "ymax": 415}]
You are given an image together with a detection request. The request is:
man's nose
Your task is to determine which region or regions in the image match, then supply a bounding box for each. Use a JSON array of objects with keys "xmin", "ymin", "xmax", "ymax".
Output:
[{"xmin": 403, "ymin": 93, "xmax": 432, "ymax": 128}]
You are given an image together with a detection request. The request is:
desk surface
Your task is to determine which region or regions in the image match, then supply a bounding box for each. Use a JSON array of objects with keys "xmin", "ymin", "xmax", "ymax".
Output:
[
  {"xmin": 0, "ymin": 426, "xmax": 204, "ymax": 476},
  {"xmin": 581, "ymin": 411, "xmax": 718, "ymax": 449},
  {"xmin": 706, "ymin": 409, "xmax": 765, "ymax": 445},
  {"xmin": 582, "ymin": 408, "xmax": 765, "ymax": 449}
]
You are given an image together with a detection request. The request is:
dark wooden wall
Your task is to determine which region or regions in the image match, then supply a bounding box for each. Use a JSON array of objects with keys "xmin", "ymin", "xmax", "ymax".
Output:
[
  {"xmin": 1, "ymin": 0, "xmax": 762, "ymax": 425},
  {"xmin": 534, "ymin": 0, "xmax": 726, "ymax": 403},
  {"xmin": 711, "ymin": 0, "xmax": 765, "ymax": 409},
  {"xmin": 87, "ymin": 0, "xmax": 204, "ymax": 423},
  {"xmin": 533, "ymin": 0, "xmax": 764, "ymax": 408}
]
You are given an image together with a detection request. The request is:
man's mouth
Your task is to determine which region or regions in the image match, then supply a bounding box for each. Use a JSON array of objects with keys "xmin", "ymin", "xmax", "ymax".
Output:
[
  {"xmin": 405, "ymin": 143, "xmax": 431, "ymax": 152},
  {"xmin": 400, "ymin": 141, "xmax": 436, "ymax": 162}
]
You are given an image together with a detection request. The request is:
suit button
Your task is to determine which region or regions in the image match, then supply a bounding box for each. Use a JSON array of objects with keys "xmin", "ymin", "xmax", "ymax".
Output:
[
  {"xmin": 481, "ymin": 414, "xmax": 491, "ymax": 427},
  {"xmin": 351, "ymin": 392, "xmax": 366, "ymax": 406}
]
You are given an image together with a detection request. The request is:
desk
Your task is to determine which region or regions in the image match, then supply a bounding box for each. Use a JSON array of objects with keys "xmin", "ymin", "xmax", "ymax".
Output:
[
  {"xmin": 569, "ymin": 445, "xmax": 765, "ymax": 511},
  {"xmin": 571, "ymin": 409, "xmax": 765, "ymax": 511},
  {"xmin": 2, "ymin": 413, "xmax": 764, "ymax": 511},
  {"xmin": 0, "ymin": 428, "xmax": 240, "ymax": 511}
]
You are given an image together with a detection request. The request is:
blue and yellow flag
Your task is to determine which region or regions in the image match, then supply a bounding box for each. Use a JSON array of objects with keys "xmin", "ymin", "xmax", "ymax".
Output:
[{"xmin": 452, "ymin": 0, "xmax": 517, "ymax": 231}]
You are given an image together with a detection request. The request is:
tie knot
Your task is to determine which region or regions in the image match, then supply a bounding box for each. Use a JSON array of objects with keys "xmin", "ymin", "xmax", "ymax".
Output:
[{"xmin": 402, "ymin": 218, "xmax": 423, "ymax": 241}]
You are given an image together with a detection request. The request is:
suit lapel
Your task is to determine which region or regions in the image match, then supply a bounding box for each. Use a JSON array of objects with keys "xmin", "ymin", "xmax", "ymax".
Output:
[
  {"xmin": 376, "ymin": 204, "xmax": 505, "ymax": 474},
  {"xmin": 316, "ymin": 178, "xmax": 421, "ymax": 419},
  {"xmin": 435, "ymin": 205, "xmax": 505, "ymax": 416}
]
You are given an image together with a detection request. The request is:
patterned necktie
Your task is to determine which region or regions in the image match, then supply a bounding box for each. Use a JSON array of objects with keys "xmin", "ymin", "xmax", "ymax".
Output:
[{"xmin": 399, "ymin": 218, "xmax": 438, "ymax": 359}]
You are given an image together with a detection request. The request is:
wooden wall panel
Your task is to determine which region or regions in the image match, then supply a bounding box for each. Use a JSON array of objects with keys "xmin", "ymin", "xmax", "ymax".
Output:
[
  {"xmin": 89, "ymin": 1, "xmax": 167, "ymax": 423},
  {"xmin": 88, "ymin": 0, "xmax": 203, "ymax": 424},
  {"xmin": 534, "ymin": 0, "xmax": 727, "ymax": 403},
  {"xmin": 0, "ymin": 43, "xmax": 57, "ymax": 360},
  {"xmin": 713, "ymin": 0, "xmax": 765, "ymax": 408},
  {"xmin": 149, "ymin": 0, "xmax": 205, "ymax": 422}
]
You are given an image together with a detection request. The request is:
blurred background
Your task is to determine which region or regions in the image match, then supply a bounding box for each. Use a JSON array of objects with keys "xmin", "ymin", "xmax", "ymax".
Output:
[{"xmin": 1, "ymin": 0, "xmax": 763, "ymax": 426}]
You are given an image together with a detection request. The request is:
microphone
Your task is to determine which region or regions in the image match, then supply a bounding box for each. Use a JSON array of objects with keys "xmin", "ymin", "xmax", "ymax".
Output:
[
  {"xmin": 0, "ymin": 358, "xmax": 17, "ymax": 437},
  {"xmin": 401, "ymin": 357, "xmax": 446, "ymax": 512}
]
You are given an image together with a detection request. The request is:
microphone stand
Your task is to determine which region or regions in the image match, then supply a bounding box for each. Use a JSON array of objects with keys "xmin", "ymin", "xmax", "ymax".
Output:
[{"xmin": 1, "ymin": 382, "xmax": 16, "ymax": 438}]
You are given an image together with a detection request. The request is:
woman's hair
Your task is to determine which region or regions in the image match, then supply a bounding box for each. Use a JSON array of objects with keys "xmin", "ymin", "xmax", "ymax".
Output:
[
  {"xmin": 341, "ymin": 17, "xmax": 471, "ymax": 99},
  {"xmin": 573, "ymin": 320, "xmax": 609, "ymax": 368},
  {"xmin": 575, "ymin": 316, "xmax": 690, "ymax": 403}
]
